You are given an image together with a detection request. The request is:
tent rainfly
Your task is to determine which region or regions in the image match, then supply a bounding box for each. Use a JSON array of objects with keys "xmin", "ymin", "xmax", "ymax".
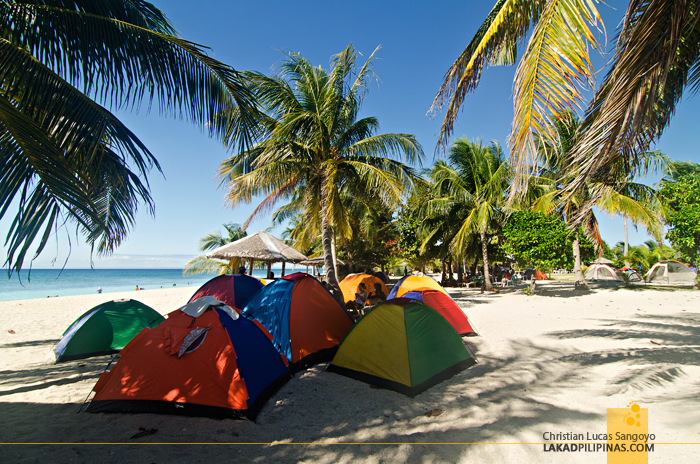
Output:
[{"xmin": 206, "ymin": 231, "xmax": 307, "ymax": 278}]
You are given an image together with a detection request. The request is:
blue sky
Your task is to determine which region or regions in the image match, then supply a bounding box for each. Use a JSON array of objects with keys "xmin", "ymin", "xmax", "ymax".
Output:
[{"xmin": 2, "ymin": 1, "xmax": 698, "ymax": 269}]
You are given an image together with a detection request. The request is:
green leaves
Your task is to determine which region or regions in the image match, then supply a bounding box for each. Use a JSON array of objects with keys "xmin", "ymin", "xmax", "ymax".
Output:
[
  {"xmin": 219, "ymin": 44, "xmax": 423, "ymax": 238},
  {"xmin": 658, "ymin": 162, "xmax": 700, "ymax": 267},
  {"xmin": 1, "ymin": 0, "xmax": 259, "ymax": 273}
]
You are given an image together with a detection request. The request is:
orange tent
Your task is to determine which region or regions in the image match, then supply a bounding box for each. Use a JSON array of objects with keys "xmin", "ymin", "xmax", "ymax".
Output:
[
  {"xmin": 85, "ymin": 300, "xmax": 290, "ymax": 420},
  {"xmin": 241, "ymin": 273, "xmax": 354, "ymax": 373},
  {"xmin": 339, "ymin": 273, "xmax": 388, "ymax": 305}
]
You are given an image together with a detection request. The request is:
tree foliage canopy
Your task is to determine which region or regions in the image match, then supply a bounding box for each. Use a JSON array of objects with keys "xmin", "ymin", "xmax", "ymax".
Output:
[
  {"xmin": 501, "ymin": 211, "xmax": 594, "ymax": 270},
  {"xmin": 1, "ymin": 0, "xmax": 259, "ymax": 273},
  {"xmin": 658, "ymin": 162, "xmax": 700, "ymax": 267}
]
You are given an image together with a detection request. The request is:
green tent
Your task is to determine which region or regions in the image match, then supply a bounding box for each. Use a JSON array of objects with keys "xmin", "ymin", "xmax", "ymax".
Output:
[
  {"xmin": 54, "ymin": 299, "xmax": 164, "ymax": 363},
  {"xmin": 327, "ymin": 299, "xmax": 477, "ymax": 397}
]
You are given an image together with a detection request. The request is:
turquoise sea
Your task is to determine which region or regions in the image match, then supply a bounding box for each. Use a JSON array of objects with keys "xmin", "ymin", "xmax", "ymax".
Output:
[{"xmin": 0, "ymin": 269, "xmax": 274, "ymax": 302}]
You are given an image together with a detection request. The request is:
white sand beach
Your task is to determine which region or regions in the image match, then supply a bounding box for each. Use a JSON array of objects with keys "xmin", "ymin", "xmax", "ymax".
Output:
[{"xmin": 1, "ymin": 283, "xmax": 698, "ymax": 463}]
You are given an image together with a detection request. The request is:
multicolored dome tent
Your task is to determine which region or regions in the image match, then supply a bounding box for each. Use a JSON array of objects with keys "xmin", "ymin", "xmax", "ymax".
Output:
[
  {"xmin": 327, "ymin": 300, "xmax": 477, "ymax": 397},
  {"xmin": 646, "ymin": 260, "xmax": 696, "ymax": 285},
  {"xmin": 393, "ymin": 290, "xmax": 477, "ymax": 336},
  {"xmin": 339, "ymin": 273, "xmax": 389, "ymax": 305},
  {"xmin": 241, "ymin": 272, "xmax": 354, "ymax": 372},
  {"xmin": 54, "ymin": 299, "xmax": 164, "ymax": 363},
  {"xmin": 386, "ymin": 275, "xmax": 447, "ymax": 300},
  {"xmin": 583, "ymin": 263, "xmax": 621, "ymax": 281},
  {"xmin": 85, "ymin": 298, "xmax": 290, "ymax": 420},
  {"xmin": 188, "ymin": 274, "xmax": 263, "ymax": 309}
]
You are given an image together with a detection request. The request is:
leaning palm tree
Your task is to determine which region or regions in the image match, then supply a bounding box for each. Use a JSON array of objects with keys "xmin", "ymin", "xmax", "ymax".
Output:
[
  {"xmin": 422, "ymin": 139, "xmax": 511, "ymax": 291},
  {"xmin": 533, "ymin": 111, "xmax": 665, "ymax": 288},
  {"xmin": 431, "ymin": 0, "xmax": 700, "ymax": 208},
  {"xmin": 1, "ymin": 1, "xmax": 259, "ymax": 274},
  {"xmin": 218, "ymin": 45, "xmax": 423, "ymax": 299},
  {"xmin": 183, "ymin": 223, "xmax": 247, "ymax": 276}
]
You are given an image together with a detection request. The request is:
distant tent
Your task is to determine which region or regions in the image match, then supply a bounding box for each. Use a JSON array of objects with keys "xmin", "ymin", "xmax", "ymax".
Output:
[
  {"xmin": 618, "ymin": 268, "xmax": 643, "ymax": 282},
  {"xmin": 328, "ymin": 300, "xmax": 477, "ymax": 397},
  {"xmin": 393, "ymin": 289, "xmax": 477, "ymax": 336},
  {"xmin": 188, "ymin": 274, "xmax": 263, "ymax": 309},
  {"xmin": 85, "ymin": 299, "xmax": 290, "ymax": 420},
  {"xmin": 241, "ymin": 272, "xmax": 354, "ymax": 372},
  {"xmin": 54, "ymin": 299, "xmax": 164, "ymax": 363},
  {"xmin": 534, "ymin": 270, "xmax": 549, "ymax": 280},
  {"xmin": 340, "ymin": 273, "xmax": 389, "ymax": 305},
  {"xmin": 584, "ymin": 263, "xmax": 621, "ymax": 281},
  {"xmin": 386, "ymin": 275, "xmax": 447, "ymax": 300},
  {"xmin": 646, "ymin": 260, "xmax": 696, "ymax": 285}
]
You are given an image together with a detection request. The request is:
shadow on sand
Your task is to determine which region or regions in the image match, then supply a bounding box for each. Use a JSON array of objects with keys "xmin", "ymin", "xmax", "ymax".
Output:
[{"xmin": 1, "ymin": 310, "xmax": 698, "ymax": 463}]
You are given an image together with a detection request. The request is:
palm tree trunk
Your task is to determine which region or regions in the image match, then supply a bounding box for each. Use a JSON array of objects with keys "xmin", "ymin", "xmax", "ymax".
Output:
[
  {"xmin": 480, "ymin": 230, "xmax": 493, "ymax": 291},
  {"xmin": 331, "ymin": 231, "xmax": 338, "ymax": 277},
  {"xmin": 624, "ymin": 216, "xmax": 630, "ymax": 268},
  {"xmin": 573, "ymin": 229, "xmax": 589, "ymax": 289},
  {"xmin": 320, "ymin": 197, "xmax": 342, "ymax": 301}
]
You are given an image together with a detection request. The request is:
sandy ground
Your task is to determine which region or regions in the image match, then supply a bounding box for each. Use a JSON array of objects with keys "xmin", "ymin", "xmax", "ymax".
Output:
[{"xmin": 1, "ymin": 281, "xmax": 699, "ymax": 463}]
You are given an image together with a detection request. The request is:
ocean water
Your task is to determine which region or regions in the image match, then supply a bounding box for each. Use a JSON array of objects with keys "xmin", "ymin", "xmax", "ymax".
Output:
[{"xmin": 0, "ymin": 268, "xmax": 275, "ymax": 302}]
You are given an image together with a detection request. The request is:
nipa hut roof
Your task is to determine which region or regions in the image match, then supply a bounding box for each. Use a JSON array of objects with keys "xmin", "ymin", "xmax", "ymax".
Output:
[
  {"xmin": 297, "ymin": 256, "xmax": 346, "ymax": 266},
  {"xmin": 206, "ymin": 231, "xmax": 307, "ymax": 263}
]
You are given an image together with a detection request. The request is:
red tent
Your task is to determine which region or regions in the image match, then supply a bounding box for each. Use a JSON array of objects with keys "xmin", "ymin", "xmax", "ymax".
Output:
[
  {"xmin": 188, "ymin": 274, "xmax": 263, "ymax": 310},
  {"xmin": 535, "ymin": 270, "xmax": 549, "ymax": 280},
  {"xmin": 390, "ymin": 289, "xmax": 477, "ymax": 336}
]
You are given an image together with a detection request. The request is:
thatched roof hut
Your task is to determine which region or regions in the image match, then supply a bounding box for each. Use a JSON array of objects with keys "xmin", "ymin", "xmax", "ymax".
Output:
[
  {"xmin": 206, "ymin": 231, "xmax": 307, "ymax": 277},
  {"xmin": 297, "ymin": 256, "xmax": 345, "ymax": 277}
]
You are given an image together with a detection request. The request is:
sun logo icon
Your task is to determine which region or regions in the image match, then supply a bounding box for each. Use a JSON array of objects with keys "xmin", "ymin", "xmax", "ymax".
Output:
[{"xmin": 623, "ymin": 401, "xmax": 643, "ymax": 427}]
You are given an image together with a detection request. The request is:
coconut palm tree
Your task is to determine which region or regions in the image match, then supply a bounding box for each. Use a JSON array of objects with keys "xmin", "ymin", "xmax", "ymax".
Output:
[
  {"xmin": 182, "ymin": 223, "xmax": 247, "ymax": 276},
  {"xmin": 533, "ymin": 111, "xmax": 665, "ymax": 288},
  {"xmin": 1, "ymin": 1, "xmax": 259, "ymax": 274},
  {"xmin": 218, "ymin": 45, "xmax": 423, "ymax": 299},
  {"xmin": 432, "ymin": 1, "xmax": 700, "ymax": 206},
  {"xmin": 422, "ymin": 139, "xmax": 511, "ymax": 291}
]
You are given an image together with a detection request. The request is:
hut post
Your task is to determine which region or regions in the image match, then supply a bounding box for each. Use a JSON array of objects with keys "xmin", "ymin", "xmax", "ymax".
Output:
[
  {"xmin": 267, "ymin": 261, "xmax": 272, "ymax": 279},
  {"xmin": 249, "ymin": 259, "xmax": 254, "ymax": 276},
  {"xmin": 281, "ymin": 261, "xmax": 286, "ymax": 277}
]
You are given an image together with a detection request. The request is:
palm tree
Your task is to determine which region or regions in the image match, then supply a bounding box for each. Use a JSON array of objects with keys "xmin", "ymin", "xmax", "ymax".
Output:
[
  {"xmin": 218, "ymin": 45, "xmax": 423, "ymax": 299},
  {"xmin": 1, "ymin": 1, "xmax": 259, "ymax": 274},
  {"xmin": 533, "ymin": 111, "xmax": 665, "ymax": 288},
  {"xmin": 423, "ymin": 139, "xmax": 511, "ymax": 291},
  {"xmin": 183, "ymin": 223, "xmax": 247, "ymax": 276},
  {"xmin": 431, "ymin": 1, "xmax": 700, "ymax": 206}
]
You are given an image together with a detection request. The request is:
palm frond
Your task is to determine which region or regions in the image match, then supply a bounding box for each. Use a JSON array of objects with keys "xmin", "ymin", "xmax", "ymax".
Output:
[{"xmin": 430, "ymin": 0, "xmax": 546, "ymax": 150}]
